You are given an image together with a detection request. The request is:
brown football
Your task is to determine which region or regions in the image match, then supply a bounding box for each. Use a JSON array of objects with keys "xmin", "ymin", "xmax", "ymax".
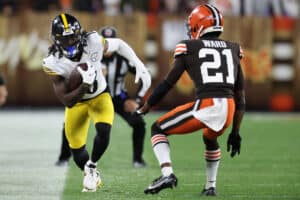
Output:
[{"xmin": 67, "ymin": 63, "xmax": 88, "ymax": 91}]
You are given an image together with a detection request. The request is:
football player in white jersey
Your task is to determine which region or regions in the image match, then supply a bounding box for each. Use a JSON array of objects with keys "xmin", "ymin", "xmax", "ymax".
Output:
[{"xmin": 42, "ymin": 13, "xmax": 151, "ymax": 192}]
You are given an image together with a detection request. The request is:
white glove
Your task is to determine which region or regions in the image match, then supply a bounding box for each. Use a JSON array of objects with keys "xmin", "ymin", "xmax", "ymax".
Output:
[
  {"xmin": 135, "ymin": 66, "xmax": 151, "ymax": 92},
  {"xmin": 77, "ymin": 62, "xmax": 96, "ymax": 85}
]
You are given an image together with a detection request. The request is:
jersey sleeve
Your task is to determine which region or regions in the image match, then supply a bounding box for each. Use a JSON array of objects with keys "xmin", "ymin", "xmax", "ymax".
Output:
[
  {"xmin": 42, "ymin": 56, "xmax": 60, "ymax": 76},
  {"xmin": 86, "ymin": 31, "xmax": 105, "ymax": 67},
  {"xmin": 173, "ymin": 42, "xmax": 187, "ymax": 58}
]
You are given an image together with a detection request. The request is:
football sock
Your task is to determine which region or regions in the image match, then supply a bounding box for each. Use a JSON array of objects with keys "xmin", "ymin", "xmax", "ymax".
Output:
[
  {"xmin": 151, "ymin": 134, "xmax": 173, "ymax": 175},
  {"xmin": 205, "ymin": 149, "xmax": 221, "ymax": 189},
  {"xmin": 58, "ymin": 126, "xmax": 71, "ymax": 161},
  {"xmin": 161, "ymin": 166, "xmax": 173, "ymax": 177},
  {"xmin": 71, "ymin": 145, "xmax": 89, "ymax": 170},
  {"xmin": 91, "ymin": 123, "xmax": 111, "ymax": 163},
  {"xmin": 86, "ymin": 160, "xmax": 97, "ymax": 168},
  {"xmin": 132, "ymin": 123, "xmax": 146, "ymax": 161}
]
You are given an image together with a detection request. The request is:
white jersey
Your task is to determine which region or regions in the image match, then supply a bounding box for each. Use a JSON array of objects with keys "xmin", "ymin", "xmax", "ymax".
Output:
[{"xmin": 42, "ymin": 31, "xmax": 107, "ymax": 100}]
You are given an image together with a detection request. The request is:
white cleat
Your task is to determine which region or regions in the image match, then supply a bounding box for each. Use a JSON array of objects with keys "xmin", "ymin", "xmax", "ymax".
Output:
[{"xmin": 82, "ymin": 164, "xmax": 102, "ymax": 192}]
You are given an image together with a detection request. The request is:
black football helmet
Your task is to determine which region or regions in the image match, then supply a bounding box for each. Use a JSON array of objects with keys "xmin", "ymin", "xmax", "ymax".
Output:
[{"xmin": 51, "ymin": 13, "xmax": 83, "ymax": 58}]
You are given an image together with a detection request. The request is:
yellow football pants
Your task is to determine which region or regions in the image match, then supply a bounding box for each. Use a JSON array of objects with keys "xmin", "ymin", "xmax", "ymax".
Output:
[{"xmin": 64, "ymin": 92, "xmax": 114, "ymax": 149}]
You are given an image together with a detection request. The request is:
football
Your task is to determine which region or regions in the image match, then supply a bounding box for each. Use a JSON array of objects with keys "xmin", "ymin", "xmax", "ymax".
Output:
[{"xmin": 67, "ymin": 63, "xmax": 88, "ymax": 91}]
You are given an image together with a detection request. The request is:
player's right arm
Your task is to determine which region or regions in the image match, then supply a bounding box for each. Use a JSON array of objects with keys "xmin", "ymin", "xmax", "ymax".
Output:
[
  {"xmin": 48, "ymin": 75, "xmax": 90, "ymax": 108},
  {"xmin": 42, "ymin": 56, "xmax": 89, "ymax": 108}
]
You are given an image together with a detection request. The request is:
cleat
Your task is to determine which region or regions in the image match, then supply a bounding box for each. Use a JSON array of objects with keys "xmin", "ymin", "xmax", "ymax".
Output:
[
  {"xmin": 201, "ymin": 187, "xmax": 217, "ymax": 196},
  {"xmin": 144, "ymin": 174, "xmax": 178, "ymax": 194},
  {"xmin": 82, "ymin": 164, "xmax": 102, "ymax": 192},
  {"xmin": 133, "ymin": 160, "xmax": 147, "ymax": 168},
  {"xmin": 54, "ymin": 159, "xmax": 69, "ymax": 167}
]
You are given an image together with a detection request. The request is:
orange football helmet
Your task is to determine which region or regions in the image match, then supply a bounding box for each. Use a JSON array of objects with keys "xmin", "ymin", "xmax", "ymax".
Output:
[{"xmin": 187, "ymin": 4, "xmax": 224, "ymax": 39}]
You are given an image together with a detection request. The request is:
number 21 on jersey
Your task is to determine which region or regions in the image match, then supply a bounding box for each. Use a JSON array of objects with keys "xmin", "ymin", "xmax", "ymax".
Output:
[{"xmin": 199, "ymin": 48, "xmax": 234, "ymax": 84}]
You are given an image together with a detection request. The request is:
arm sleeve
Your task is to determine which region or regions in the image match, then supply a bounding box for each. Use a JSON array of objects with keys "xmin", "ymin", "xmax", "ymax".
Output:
[
  {"xmin": 147, "ymin": 56, "xmax": 186, "ymax": 106},
  {"xmin": 164, "ymin": 56, "xmax": 186, "ymax": 85},
  {"xmin": 106, "ymin": 38, "xmax": 145, "ymax": 72},
  {"xmin": 234, "ymin": 64, "xmax": 246, "ymax": 111},
  {"xmin": 106, "ymin": 38, "xmax": 151, "ymax": 94}
]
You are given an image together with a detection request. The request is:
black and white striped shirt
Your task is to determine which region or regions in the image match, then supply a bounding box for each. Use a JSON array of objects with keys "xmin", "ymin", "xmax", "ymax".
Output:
[{"xmin": 101, "ymin": 53, "xmax": 144, "ymax": 101}]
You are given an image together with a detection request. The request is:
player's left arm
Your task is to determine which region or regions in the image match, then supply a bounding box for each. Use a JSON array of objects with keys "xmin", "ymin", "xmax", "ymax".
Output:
[
  {"xmin": 227, "ymin": 60, "xmax": 246, "ymax": 158},
  {"xmin": 103, "ymin": 38, "xmax": 151, "ymax": 93}
]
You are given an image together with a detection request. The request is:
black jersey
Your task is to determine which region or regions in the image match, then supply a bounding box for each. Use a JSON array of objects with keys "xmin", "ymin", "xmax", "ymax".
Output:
[{"xmin": 166, "ymin": 37, "xmax": 244, "ymax": 99}]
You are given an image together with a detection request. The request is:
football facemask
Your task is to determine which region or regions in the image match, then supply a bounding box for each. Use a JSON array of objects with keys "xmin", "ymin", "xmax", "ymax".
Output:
[{"xmin": 51, "ymin": 13, "xmax": 83, "ymax": 58}]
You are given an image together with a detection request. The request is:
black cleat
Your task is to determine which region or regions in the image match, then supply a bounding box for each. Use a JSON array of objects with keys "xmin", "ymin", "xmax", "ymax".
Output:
[
  {"xmin": 201, "ymin": 187, "xmax": 217, "ymax": 196},
  {"xmin": 144, "ymin": 174, "xmax": 178, "ymax": 194}
]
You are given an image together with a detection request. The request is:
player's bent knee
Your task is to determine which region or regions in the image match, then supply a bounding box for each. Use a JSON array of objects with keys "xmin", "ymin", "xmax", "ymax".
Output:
[{"xmin": 151, "ymin": 122, "xmax": 165, "ymax": 137}]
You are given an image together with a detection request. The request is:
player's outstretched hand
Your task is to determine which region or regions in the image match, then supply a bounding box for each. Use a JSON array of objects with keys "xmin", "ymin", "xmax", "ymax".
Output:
[
  {"xmin": 77, "ymin": 62, "xmax": 96, "ymax": 85},
  {"xmin": 135, "ymin": 67, "xmax": 151, "ymax": 92},
  {"xmin": 227, "ymin": 131, "xmax": 242, "ymax": 158},
  {"xmin": 135, "ymin": 102, "xmax": 150, "ymax": 115}
]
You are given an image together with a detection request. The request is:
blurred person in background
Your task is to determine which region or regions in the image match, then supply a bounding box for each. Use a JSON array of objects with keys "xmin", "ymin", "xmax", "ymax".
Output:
[
  {"xmin": 55, "ymin": 26, "xmax": 148, "ymax": 168},
  {"xmin": 43, "ymin": 13, "xmax": 151, "ymax": 192},
  {"xmin": 0, "ymin": 0, "xmax": 16, "ymax": 16},
  {"xmin": 0, "ymin": 74, "xmax": 8, "ymax": 106},
  {"xmin": 100, "ymin": 26, "xmax": 147, "ymax": 167},
  {"xmin": 209, "ymin": 0, "xmax": 299, "ymax": 17},
  {"xmin": 138, "ymin": 3, "xmax": 245, "ymax": 196}
]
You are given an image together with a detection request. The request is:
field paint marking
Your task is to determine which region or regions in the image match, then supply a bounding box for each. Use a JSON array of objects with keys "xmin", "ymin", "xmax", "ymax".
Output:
[{"xmin": 0, "ymin": 110, "xmax": 67, "ymax": 200}]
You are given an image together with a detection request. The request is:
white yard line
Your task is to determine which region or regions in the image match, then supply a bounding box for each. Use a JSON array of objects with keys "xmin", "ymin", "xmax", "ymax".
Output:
[{"xmin": 0, "ymin": 110, "xmax": 67, "ymax": 200}]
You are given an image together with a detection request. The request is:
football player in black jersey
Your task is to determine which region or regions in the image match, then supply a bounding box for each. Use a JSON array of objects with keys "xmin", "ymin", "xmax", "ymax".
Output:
[
  {"xmin": 55, "ymin": 27, "xmax": 148, "ymax": 168},
  {"xmin": 138, "ymin": 4, "xmax": 245, "ymax": 196}
]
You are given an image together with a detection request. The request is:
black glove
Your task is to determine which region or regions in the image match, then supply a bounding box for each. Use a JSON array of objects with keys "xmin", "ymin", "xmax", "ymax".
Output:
[{"xmin": 227, "ymin": 131, "xmax": 242, "ymax": 158}]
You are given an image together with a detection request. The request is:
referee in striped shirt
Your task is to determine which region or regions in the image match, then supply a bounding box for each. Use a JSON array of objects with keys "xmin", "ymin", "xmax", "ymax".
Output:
[{"xmin": 55, "ymin": 27, "xmax": 147, "ymax": 168}]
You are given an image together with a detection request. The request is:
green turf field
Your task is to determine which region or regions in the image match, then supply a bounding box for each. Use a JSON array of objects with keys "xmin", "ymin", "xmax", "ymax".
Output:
[{"xmin": 62, "ymin": 113, "xmax": 300, "ymax": 200}]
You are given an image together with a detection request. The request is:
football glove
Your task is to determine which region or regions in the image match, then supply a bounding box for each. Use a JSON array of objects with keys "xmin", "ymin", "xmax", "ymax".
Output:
[
  {"xmin": 77, "ymin": 62, "xmax": 96, "ymax": 85},
  {"xmin": 135, "ymin": 67, "xmax": 151, "ymax": 93},
  {"xmin": 227, "ymin": 131, "xmax": 242, "ymax": 158},
  {"xmin": 135, "ymin": 102, "xmax": 150, "ymax": 115}
]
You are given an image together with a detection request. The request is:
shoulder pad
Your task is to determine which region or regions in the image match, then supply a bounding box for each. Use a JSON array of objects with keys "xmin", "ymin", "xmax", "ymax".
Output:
[
  {"xmin": 173, "ymin": 42, "xmax": 187, "ymax": 58},
  {"xmin": 86, "ymin": 31, "xmax": 104, "ymax": 45},
  {"xmin": 42, "ymin": 56, "xmax": 58, "ymax": 76}
]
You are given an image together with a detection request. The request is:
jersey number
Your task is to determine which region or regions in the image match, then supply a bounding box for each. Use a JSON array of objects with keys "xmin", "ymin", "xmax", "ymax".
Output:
[{"xmin": 199, "ymin": 48, "xmax": 234, "ymax": 84}]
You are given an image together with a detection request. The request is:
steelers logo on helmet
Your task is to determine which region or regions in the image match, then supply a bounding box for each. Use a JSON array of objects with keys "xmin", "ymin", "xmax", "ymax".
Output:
[{"xmin": 51, "ymin": 13, "xmax": 83, "ymax": 58}]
